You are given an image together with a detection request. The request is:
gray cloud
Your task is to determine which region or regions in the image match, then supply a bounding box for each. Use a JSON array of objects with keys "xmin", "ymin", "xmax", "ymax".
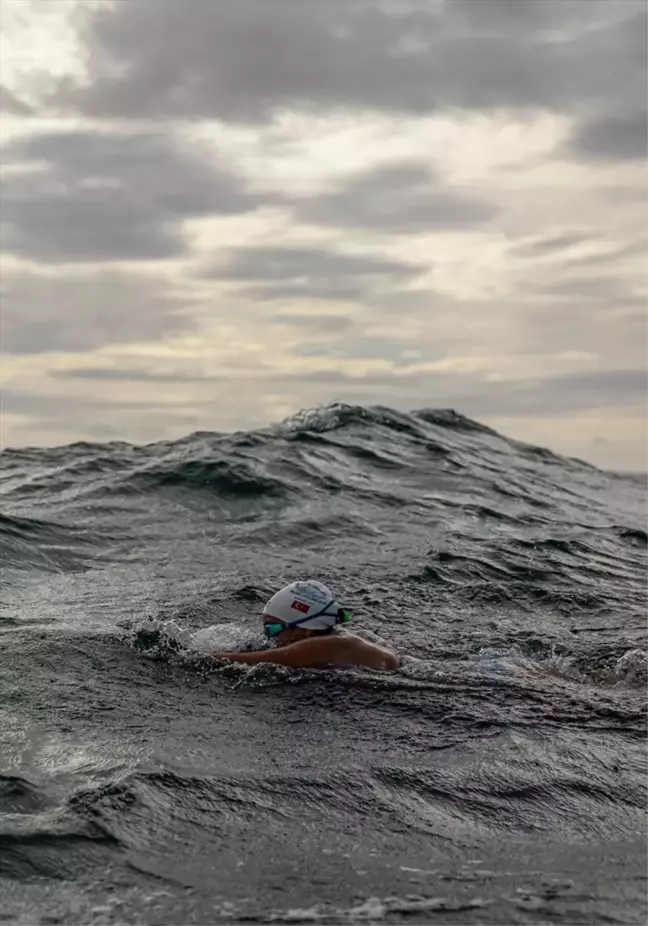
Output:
[
  {"xmin": 299, "ymin": 162, "xmax": 496, "ymax": 232},
  {"xmin": 46, "ymin": 0, "xmax": 646, "ymax": 124},
  {"xmin": 0, "ymin": 388, "xmax": 175, "ymax": 415},
  {"xmin": 564, "ymin": 238, "xmax": 648, "ymax": 269},
  {"xmin": 537, "ymin": 273, "xmax": 645, "ymax": 304},
  {"xmin": 463, "ymin": 368, "xmax": 648, "ymax": 417},
  {"xmin": 13, "ymin": 365, "xmax": 647, "ymax": 426},
  {"xmin": 0, "ymin": 130, "xmax": 257, "ymax": 262},
  {"xmin": 4, "ymin": 362, "xmax": 645, "ymax": 453},
  {"xmin": 450, "ymin": 0, "xmax": 647, "ymax": 32},
  {"xmin": 568, "ymin": 109, "xmax": 648, "ymax": 162},
  {"xmin": 0, "ymin": 85, "xmax": 34, "ymax": 115},
  {"xmin": 0, "ymin": 269, "xmax": 197, "ymax": 354},
  {"xmin": 513, "ymin": 231, "xmax": 595, "ymax": 257},
  {"xmin": 233, "ymin": 282, "xmax": 367, "ymax": 303},
  {"xmin": 0, "ymin": 388, "xmax": 204, "ymax": 445},
  {"xmin": 49, "ymin": 367, "xmax": 225, "ymax": 383},
  {"xmin": 509, "ymin": 225, "xmax": 646, "ymax": 268},
  {"xmin": 1, "ymin": 0, "xmax": 645, "ymax": 466},
  {"xmin": 277, "ymin": 366, "xmax": 648, "ymax": 418},
  {"xmin": 208, "ymin": 245, "xmax": 423, "ymax": 281},
  {"xmin": 204, "ymin": 244, "xmax": 425, "ymax": 302},
  {"xmin": 289, "ymin": 335, "xmax": 446, "ymax": 366},
  {"xmin": 269, "ymin": 313, "xmax": 355, "ymax": 333}
]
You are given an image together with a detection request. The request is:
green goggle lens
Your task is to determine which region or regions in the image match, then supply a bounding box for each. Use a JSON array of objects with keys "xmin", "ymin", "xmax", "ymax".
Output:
[{"xmin": 263, "ymin": 623, "xmax": 285, "ymax": 638}]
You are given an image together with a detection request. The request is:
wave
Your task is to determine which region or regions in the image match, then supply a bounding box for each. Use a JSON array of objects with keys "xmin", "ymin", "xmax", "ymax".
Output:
[
  {"xmin": 0, "ymin": 403, "xmax": 605, "ymax": 501},
  {"xmin": 0, "ymin": 511, "xmax": 104, "ymax": 576},
  {"xmin": 2, "ymin": 403, "xmax": 646, "ymax": 926},
  {"xmin": 9, "ymin": 749, "xmax": 643, "ymax": 882},
  {"xmin": 1, "ymin": 406, "xmax": 644, "ymax": 624},
  {"xmin": 129, "ymin": 456, "xmax": 289, "ymax": 497}
]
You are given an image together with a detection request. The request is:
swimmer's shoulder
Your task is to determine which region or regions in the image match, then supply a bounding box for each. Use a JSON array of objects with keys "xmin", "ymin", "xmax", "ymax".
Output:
[{"xmin": 329, "ymin": 630, "xmax": 399, "ymax": 671}]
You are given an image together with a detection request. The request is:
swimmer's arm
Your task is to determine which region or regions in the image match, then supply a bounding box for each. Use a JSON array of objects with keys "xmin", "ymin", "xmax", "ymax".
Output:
[
  {"xmin": 211, "ymin": 637, "xmax": 337, "ymax": 668},
  {"xmin": 212, "ymin": 636, "xmax": 399, "ymax": 670}
]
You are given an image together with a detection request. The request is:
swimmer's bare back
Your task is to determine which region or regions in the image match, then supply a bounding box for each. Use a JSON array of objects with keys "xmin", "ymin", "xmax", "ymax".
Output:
[{"xmin": 212, "ymin": 632, "xmax": 399, "ymax": 671}]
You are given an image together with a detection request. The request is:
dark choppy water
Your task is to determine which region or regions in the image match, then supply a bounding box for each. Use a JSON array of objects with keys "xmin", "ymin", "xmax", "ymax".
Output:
[{"xmin": 1, "ymin": 404, "xmax": 646, "ymax": 925}]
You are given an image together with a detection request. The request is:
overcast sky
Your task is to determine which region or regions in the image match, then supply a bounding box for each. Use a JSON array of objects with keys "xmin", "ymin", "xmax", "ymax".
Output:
[{"xmin": 0, "ymin": 0, "xmax": 646, "ymax": 469}]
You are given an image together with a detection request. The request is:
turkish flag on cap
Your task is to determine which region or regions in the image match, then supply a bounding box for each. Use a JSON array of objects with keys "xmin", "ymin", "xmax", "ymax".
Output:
[{"xmin": 291, "ymin": 600, "xmax": 310, "ymax": 614}]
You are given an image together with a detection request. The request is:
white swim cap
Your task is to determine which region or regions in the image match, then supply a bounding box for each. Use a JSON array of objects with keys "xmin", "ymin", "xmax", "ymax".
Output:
[{"xmin": 263, "ymin": 580, "xmax": 344, "ymax": 630}]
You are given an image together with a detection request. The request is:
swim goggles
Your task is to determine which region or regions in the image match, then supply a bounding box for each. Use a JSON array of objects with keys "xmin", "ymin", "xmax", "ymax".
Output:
[{"xmin": 263, "ymin": 601, "xmax": 351, "ymax": 639}]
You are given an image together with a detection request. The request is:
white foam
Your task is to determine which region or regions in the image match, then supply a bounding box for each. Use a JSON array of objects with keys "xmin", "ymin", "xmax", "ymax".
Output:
[
  {"xmin": 130, "ymin": 617, "xmax": 263, "ymax": 659},
  {"xmin": 225, "ymin": 894, "xmax": 491, "ymax": 923},
  {"xmin": 614, "ymin": 648, "xmax": 647, "ymax": 684},
  {"xmin": 474, "ymin": 646, "xmax": 519, "ymax": 676},
  {"xmin": 159, "ymin": 620, "xmax": 191, "ymax": 646},
  {"xmin": 187, "ymin": 623, "xmax": 261, "ymax": 654},
  {"xmin": 280, "ymin": 906, "xmax": 324, "ymax": 923}
]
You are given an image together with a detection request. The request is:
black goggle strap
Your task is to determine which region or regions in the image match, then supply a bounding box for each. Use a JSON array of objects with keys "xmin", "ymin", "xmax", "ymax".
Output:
[
  {"xmin": 283, "ymin": 598, "xmax": 336, "ymax": 630},
  {"xmin": 265, "ymin": 601, "xmax": 351, "ymax": 633}
]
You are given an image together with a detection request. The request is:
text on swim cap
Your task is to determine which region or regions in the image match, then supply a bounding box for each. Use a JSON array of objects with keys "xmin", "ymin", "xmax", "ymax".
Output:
[{"xmin": 293, "ymin": 582, "xmax": 328, "ymax": 603}]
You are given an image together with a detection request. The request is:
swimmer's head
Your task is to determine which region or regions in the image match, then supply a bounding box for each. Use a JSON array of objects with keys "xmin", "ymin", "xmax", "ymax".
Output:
[{"xmin": 262, "ymin": 580, "xmax": 350, "ymax": 643}]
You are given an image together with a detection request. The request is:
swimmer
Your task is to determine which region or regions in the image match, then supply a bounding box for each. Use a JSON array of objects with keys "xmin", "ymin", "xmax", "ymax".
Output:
[{"xmin": 212, "ymin": 580, "xmax": 399, "ymax": 670}]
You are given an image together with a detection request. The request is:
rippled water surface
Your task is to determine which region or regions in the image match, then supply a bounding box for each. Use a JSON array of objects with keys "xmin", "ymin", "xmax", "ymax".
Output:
[{"xmin": 1, "ymin": 404, "xmax": 646, "ymax": 924}]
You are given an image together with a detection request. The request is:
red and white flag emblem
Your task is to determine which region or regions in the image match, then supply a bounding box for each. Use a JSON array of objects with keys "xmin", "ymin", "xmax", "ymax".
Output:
[{"xmin": 291, "ymin": 600, "xmax": 310, "ymax": 614}]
